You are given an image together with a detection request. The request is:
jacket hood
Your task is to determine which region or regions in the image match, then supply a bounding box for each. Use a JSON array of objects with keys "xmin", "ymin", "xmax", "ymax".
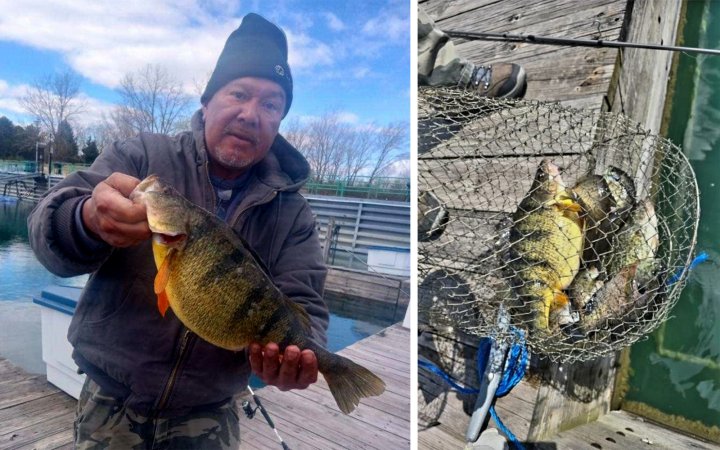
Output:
[{"xmin": 191, "ymin": 109, "xmax": 310, "ymax": 192}]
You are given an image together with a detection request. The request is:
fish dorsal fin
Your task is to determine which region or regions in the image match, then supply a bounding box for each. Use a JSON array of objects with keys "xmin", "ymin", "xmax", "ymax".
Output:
[{"xmin": 154, "ymin": 248, "xmax": 176, "ymax": 317}]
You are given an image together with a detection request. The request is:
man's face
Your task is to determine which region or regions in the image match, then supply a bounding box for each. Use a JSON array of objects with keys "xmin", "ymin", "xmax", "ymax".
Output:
[{"xmin": 202, "ymin": 77, "xmax": 286, "ymax": 178}]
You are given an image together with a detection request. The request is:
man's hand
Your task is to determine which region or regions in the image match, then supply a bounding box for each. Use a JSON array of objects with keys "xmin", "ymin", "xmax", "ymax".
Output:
[
  {"xmin": 249, "ymin": 342, "xmax": 319, "ymax": 391},
  {"xmin": 82, "ymin": 172, "xmax": 151, "ymax": 247}
]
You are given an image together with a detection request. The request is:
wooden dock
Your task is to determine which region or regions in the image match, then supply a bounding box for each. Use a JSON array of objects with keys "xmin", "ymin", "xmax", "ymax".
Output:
[
  {"xmin": 0, "ymin": 359, "xmax": 75, "ymax": 450},
  {"xmin": 239, "ymin": 323, "xmax": 410, "ymax": 449},
  {"xmin": 325, "ymin": 267, "xmax": 410, "ymax": 322},
  {"xmin": 0, "ymin": 323, "xmax": 410, "ymax": 450}
]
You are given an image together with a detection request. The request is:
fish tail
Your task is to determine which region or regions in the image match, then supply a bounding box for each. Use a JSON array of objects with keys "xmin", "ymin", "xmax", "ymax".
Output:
[{"xmin": 314, "ymin": 346, "xmax": 386, "ymax": 415}]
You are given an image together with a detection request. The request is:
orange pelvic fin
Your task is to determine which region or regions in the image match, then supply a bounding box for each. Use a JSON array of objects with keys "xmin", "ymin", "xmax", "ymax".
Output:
[
  {"xmin": 157, "ymin": 290, "xmax": 170, "ymax": 317},
  {"xmin": 552, "ymin": 290, "xmax": 570, "ymax": 309},
  {"xmin": 154, "ymin": 249, "xmax": 175, "ymax": 317}
]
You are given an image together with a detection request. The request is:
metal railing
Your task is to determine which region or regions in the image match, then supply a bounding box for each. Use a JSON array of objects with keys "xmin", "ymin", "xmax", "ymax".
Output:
[
  {"xmin": 308, "ymin": 195, "xmax": 411, "ymax": 271},
  {"xmin": 0, "ymin": 160, "xmax": 91, "ymax": 176},
  {"xmin": 303, "ymin": 176, "xmax": 410, "ymax": 202}
]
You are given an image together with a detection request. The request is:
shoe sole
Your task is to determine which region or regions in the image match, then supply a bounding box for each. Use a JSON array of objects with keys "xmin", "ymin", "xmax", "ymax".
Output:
[{"xmin": 499, "ymin": 66, "xmax": 527, "ymax": 99}]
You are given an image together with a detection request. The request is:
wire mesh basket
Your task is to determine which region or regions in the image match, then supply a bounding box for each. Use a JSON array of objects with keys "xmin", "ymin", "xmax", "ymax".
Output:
[{"xmin": 418, "ymin": 87, "xmax": 700, "ymax": 363}]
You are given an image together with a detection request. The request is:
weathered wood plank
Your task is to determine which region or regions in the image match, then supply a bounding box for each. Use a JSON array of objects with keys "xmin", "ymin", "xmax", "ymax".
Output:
[
  {"xmin": 325, "ymin": 267, "xmax": 409, "ymax": 306},
  {"xmin": 545, "ymin": 410, "xmax": 720, "ymax": 450},
  {"xmin": 607, "ymin": 0, "xmax": 681, "ymax": 135},
  {"xmin": 0, "ymin": 393, "xmax": 76, "ymax": 423},
  {"xmin": 418, "ymin": 424, "xmax": 466, "ymax": 450},
  {"xmin": 527, "ymin": 356, "xmax": 617, "ymax": 441},
  {"xmin": 239, "ymin": 324, "xmax": 410, "ymax": 449},
  {"xmin": 239, "ymin": 393, "xmax": 392, "ymax": 450},
  {"xmin": 418, "ymin": 100, "xmax": 599, "ymax": 160},
  {"xmin": 419, "ymin": 154, "xmax": 585, "ymax": 213},
  {"xmin": 0, "ymin": 411, "xmax": 74, "ymax": 450},
  {"xmin": 0, "ymin": 394, "xmax": 74, "ymax": 438},
  {"xmin": 4, "ymin": 428, "xmax": 74, "ymax": 450}
]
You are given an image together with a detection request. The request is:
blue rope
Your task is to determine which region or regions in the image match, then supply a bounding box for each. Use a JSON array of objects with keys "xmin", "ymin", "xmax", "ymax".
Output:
[
  {"xmin": 418, "ymin": 360, "xmax": 480, "ymax": 395},
  {"xmin": 489, "ymin": 328, "xmax": 528, "ymax": 450},
  {"xmin": 419, "ymin": 327, "xmax": 528, "ymax": 449},
  {"xmin": 668, "ymin": 251, "xmax": 709, "ymax": 285}
]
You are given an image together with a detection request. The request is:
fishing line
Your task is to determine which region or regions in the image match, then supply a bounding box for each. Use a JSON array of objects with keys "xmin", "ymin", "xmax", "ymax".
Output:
[
  {"xmin": 445, "ymin": 30, "xmax": 720, "ymax": 56},
  {"xmin": 243, "ymin": 386, "xmax": 291, "ymax": 450}
]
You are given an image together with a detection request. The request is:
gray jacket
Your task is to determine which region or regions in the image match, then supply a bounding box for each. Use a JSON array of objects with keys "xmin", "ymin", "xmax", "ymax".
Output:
[{"xmin": 28, "ymin": 110, "xmax": 329, "ymax": 416}]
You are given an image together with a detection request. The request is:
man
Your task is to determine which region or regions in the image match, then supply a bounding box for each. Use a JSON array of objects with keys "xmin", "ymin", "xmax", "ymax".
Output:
[{"xmin": 28, "ymin": 13, "xmax": 328, "ymax": 448}]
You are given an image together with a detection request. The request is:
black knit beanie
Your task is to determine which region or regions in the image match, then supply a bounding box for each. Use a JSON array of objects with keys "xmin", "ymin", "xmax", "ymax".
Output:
[{"xmin": 201, "ymin": 13, "xmax": 293, "ymax": 116}]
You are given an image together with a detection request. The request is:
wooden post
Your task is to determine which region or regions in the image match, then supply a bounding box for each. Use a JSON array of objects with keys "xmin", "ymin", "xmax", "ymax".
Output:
[{"xmin": 322, "ymin": 217, "xmax": 335, "ymax": 263}]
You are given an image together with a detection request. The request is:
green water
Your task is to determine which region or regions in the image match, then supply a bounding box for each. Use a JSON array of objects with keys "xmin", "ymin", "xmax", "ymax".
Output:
[{"xmin": 624, "ymin": 0, "xmax": 720, "ymax": 433}]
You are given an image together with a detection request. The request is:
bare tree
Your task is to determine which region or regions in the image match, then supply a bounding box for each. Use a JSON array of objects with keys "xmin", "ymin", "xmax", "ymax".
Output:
[
  {"xmin": 284, "ymin": 112, "xmax": 349, "ymax": 181},
  {"xmin": 366, "ymin": 122, "xmax": 408, "ymax": 182},
  {"xmin": 341, "ymin": 128, "xmax": 374, "ymax": 182},
  {"xmin": 19, "ymin": 70, "xmax": 85, "ymax": 157},
  {"xmin": 113, "ymin": 64, "xmax": 192, "ymax": 136},
  {"xmin": 281, "ymin": 116, "xmax": 311, "ymax": 155},
  {"xmin": 283, "ymin": 111, "xmax": 408, "ymax": 184}
]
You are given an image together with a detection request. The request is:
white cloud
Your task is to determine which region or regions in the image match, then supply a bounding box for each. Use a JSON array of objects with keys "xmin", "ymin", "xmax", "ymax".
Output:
[
  {"xmin": 337, "ymin": 112, "xmax": 360, "ymax": 124},
  {"xmin": 286, "ymin": 31, "xmax": 335, "ymax": 70},
  {"xmin": 323, "ymin": 12, "xmax": 345, "ymax": 31},
  {"xmin": 362, "ymin": 13, "xmax": 409, "ymax": 43},
  {"xmin": 383, "ymin": 158, "xmax": 410, "ymax": 177},
  {"xmin": 0, "ymin": 0, "xmax": 340, "ymax": 92},
  {"xmin": 0, "ymin": 80, "xmax": 31, "ymax": 121},
  {"xmin": 73, "ymin": 94, "xmax": 118, "ymax": 128},
  {"xmin": 353, "ymin": 67, "xmax": 371, "ymax": 79}
]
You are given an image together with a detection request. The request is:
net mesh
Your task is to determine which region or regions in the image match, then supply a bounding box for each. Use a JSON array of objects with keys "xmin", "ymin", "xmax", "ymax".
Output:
[{"xmin": 418, "ymin": 87, "xmax": 700, "ymax": 363}]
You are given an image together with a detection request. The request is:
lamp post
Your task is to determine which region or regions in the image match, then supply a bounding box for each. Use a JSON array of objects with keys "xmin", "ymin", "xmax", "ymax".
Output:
[
  {"xmin": 47, "ymin": 144, "xmax": 54, "ymax": 176},
  {"xmin": 36, "ymin": 142, "xmax": 46, "ymax": 175}
]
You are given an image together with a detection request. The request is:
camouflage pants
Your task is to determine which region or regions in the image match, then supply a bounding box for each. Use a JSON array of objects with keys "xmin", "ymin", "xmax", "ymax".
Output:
[
  {"xmin": 74, "ymin": 378, "xmax": 241, "ymax": 450},
  {"xmin": 418, "ymin": 7, "xmax": 474, "ymax": 87}
]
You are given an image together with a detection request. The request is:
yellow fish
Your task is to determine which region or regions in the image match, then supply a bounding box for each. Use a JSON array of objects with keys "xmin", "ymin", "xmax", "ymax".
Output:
[{"xmin": 131, "ymin": 175, "xmax": 385, "ymax": 414}]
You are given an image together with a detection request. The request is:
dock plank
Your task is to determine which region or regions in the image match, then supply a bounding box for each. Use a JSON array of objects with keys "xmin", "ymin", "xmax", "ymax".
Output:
[
  {"xmin": 239, "ymin": 323, "xmax": 411, "ymax": 449},
  {"xmin": 541, "ymin": 410, "xmax": 720, "ymax": 450}
]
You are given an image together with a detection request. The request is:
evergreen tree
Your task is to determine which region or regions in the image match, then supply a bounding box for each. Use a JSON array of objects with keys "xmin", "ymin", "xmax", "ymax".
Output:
[
  {"xmin": 54, "ymin": 119, "xmax": 80, "ymax": 162},
  {"xmin": 12, "ymin": 124, "xmax": 42, "ymax": 161},
  {"xmin": 0, "ymin": 116, "xmax": 15, "ymax": 159},
  {"xmin": 81, "ymin": 138, "xmax": 100, "ymax": 164}
]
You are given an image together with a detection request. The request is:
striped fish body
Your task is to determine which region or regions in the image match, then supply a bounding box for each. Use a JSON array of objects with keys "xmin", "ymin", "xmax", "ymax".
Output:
[
  {"xmin": 508, "ymin": 160, "xmax": 584, "ymax": 333},
  {"xmin": 131, "ymin": 175, "xmax": 385, "ymax": 414}
]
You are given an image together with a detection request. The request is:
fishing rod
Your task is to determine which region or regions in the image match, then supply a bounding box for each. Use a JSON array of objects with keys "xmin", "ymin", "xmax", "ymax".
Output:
[
  {"xmin": 242, "ymin": 386, "xmax": 291, "ymax": 450},
  {"xmin": 446, "ymin": 30, "xmax": 720, "ymax": 56}
]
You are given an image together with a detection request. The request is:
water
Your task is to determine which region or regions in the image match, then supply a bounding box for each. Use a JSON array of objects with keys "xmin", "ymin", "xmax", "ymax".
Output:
[
  {"xmin": 623, "ymin": 0, "xmax": 720, "ymax": 434},
  {"xmin": 0, "ymin": 200, "xmax": 392, "ymax": 375}
]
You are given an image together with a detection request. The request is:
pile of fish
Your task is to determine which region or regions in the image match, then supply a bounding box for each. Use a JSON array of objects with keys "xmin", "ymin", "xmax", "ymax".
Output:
[
  {"xmin": 506, "ymin": 159, "xmax": 663, "ymax": 341},
  {"xmin": 131, "ymin": 175, "xmax": 386, "ymax": 414}
]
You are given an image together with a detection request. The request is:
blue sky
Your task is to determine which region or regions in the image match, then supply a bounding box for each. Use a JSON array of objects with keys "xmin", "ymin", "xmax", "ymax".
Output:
[{"xmin": 0, "ymin": 0, "xmax": 410, "ymax": 131}]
